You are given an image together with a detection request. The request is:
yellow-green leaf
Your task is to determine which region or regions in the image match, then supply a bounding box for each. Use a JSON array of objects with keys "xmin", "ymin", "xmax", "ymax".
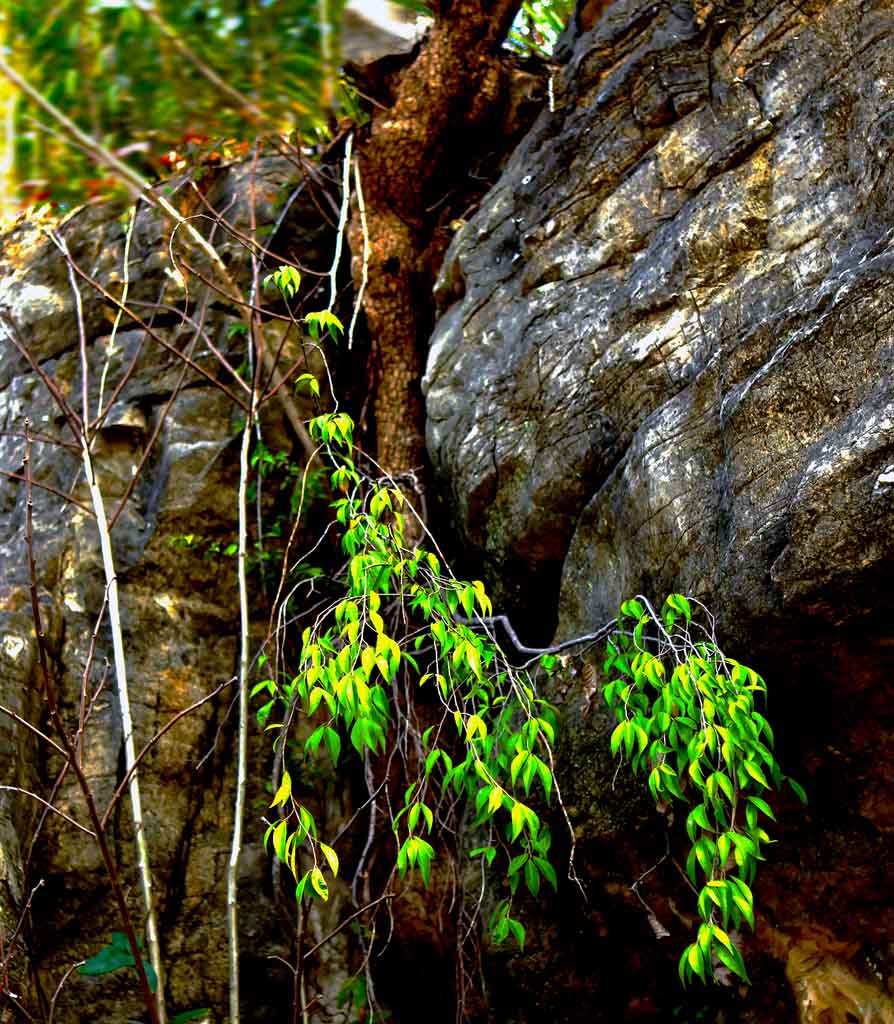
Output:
[
  {"xmin": 320, "ymin": 842, "xmax": 339, "ymax": 877},
  {"xmin": 310, "ymin": 866, "xmax": 329, "ymax": 901},
  {"xmin": 271, "ymin": 771, "xmax": 292, "ymax": 808}
]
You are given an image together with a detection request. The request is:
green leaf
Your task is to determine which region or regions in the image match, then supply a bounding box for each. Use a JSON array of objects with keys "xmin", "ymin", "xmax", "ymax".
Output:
[
  {"xmin": 667, "ymin": 594, "xmax": 692, "ymax": 623},
  {"xmin": 306, "ymin": 723, "xmax": 325, "ymax": 754},
  {"xmin": 510, "ymin": 801, "xmax": 527, "ymax": 841},
  {"xmin": 743, "ymin": 761, "xmax": 770, "ymax": 789},
  {"xmin": 647, "ymin": 766, "xmax": 662, "ymax": 803},
  {"xmin": 524, "ymin": 859, "xmax": 540, "ymax": 895},
  {"xmin": 686, "ymin": 803, "xmax": 711, "ymax": 841},
  {"xmin": 746, "ymin": 795, "xmax": 776, "ymax": 820},
  {"xmin": 487, "ymin": 786, "xmax": 505, "ymax": 815},
  {"xmin": 466, "ymin": 715, "xmax": 487, "ymax": 741},
  {"xmin": 714, "ymin": 940, "xmax": 750, "ymax": 983},
  {"xmin": 697, "ymin": 886, "xmax": 713, "ymax": 922},
  {"xmin": 415, "ymin": 838, "xmax": 434, "ymax": 887},
  {"xmin": 79, "ymin": 934, "xmax": 136, "ymax": 976},
  {"xmin": 299, "ymin": 805, "xmax": 317, "ymax": 840},
  {"xmin": 170, "ymin": 1011, "xmax": 212, "ymax": 1024},
  {"xmin": 468, "ymin": 846, "xmax": 495, "ymax": 863},
  {"xmin": 510, "ymin": 750, "xmax": 528, "ymax": 786},
  {"xmin": 687, "ymin": 941, "xmax": 707, "ymax": 983},
  {"xmin": 711, "ymin": 925, "xmax": 734, "ymax": 953},
  {"xmin": 323, "ymin": 726, "xmax": 341, "ymax": 766},
  {"xmin": 788, "ymin": 777, "xmax": 808, "ymax": 804},
  {"xmin": 609, "ymin": 721, "xmax": 626, "ymax": 757},
  {"xmin": 272, "ymin": 820, "xmax": 288, "ymax": 860},
  {"xmin": 694, "ymin": 836, "xmax": 715, "ymax": 875},
  {"xmin": 731, "ymin": 891, "xmax": 755, "ymax": 930},
  {"xmin": 535, "ymin": 756, "xmax": 553, "ymax": 801},
  {"xmin": 425, "ymin": 748, "xmax": 441, "ymax": 776},
  {"xmin": 79, "ymin": 933, "xmax": 157, "ymax": 993},
  {"xmin": 534, "ymin": 857, "xmax": 557, "ymax": 891},
  {"xmin": 295, "ymin": 871, "xmax": 310, "ymax": 903},
  {"xmin": 305, "ymin": 309, "xmax": 344, "ymax": 340},
  {"xmin": 508, "ymin": 853, "xmax": 527, "ymax": 877}
]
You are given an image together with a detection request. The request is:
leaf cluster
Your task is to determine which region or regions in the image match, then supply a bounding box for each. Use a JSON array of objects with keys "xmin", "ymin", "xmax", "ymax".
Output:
[
  {"xmin": 252, "ymin": 284, "xmax": 561, "ymax": 949},
  {"xmin": 604, "ymin": 595, "xmax": 806, "ymax": 986}
]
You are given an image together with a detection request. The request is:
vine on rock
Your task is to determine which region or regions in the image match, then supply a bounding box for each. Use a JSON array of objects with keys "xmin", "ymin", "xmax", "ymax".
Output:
[
  {"xmin": 254, "ymin": 266, "xmax": 806, "ymax": 1007},
  {"xmin": 257, "ymin": 280, "xmax": 560, "ymax": 962},
  {"xmin": 604, "ymin": 595, "xmax": 807, "ymax": 986}
]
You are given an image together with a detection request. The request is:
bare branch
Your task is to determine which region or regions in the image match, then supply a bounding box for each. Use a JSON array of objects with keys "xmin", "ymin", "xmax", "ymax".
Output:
[
  {"xmin": 53, "ymin": 251, "xmax": 250, "ymax": 411},
  {"xmin": 0, "ymin": 471, "xmax": 92, "ymax": 516},
  {"xmin": 0, "ymin": 788, "xmax": 93, "ymax": 838},
  {"xmin": 302, "ymin": 893, "xmax": 396, "ymax": 960},
  {"xmin": 0, "ymin": 706, "xmax": 65, "ymax": 756},
  {"xmin": 46, "ymin": 960, "xmax": 86, "ymax": 1024},
  {"xmin": 0, "ymin": 880, "xmax": 44, "ymax": 982}
]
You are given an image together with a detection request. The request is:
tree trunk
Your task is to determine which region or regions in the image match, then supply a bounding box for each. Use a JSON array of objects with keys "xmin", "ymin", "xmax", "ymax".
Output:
[{"xmin": 349, "ymin": 2, "xmax": 523, "ymax": 479}]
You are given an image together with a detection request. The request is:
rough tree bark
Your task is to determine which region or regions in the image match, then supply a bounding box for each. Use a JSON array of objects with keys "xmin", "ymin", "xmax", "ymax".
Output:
[{"xmin": 349, "ymin": 2, "xmax": 523, "ymax": 480}]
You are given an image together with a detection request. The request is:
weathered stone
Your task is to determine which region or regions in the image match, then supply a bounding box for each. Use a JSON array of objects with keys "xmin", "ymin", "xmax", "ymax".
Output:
[
  {"xmin": 0, "ymin": 155, "xmax": 353, "ymax": 1023},
  {"xmin": 426, "ymin": 0, "xmax": 894, "ymax": 1018}
]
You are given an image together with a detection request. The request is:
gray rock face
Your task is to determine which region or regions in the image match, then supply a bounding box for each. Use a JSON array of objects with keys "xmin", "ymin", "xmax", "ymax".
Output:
[
  {"xmin": 0, "ymin": 157, "xmax": 351, "ymax": 1022},
  {"xmin": 426, "ymin": 0, "xmax": 894, "ymax": 643},
  {"xmin": 426, "ymin": 0, "xmax": 894, "ymax": 1017}
]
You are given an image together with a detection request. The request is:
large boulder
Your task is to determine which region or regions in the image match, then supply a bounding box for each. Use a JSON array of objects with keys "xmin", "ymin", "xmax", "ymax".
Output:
[{"xmin": 425, "ymin": 0, "xmax": 894, "ymax": 1018}]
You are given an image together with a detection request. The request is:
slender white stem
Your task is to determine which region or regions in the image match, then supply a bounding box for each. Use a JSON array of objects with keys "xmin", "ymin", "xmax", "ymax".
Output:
[
  {"xmin": 81, "ymin": 444, "xmax": 166, "ymax": 1023},
  {"xmin": 348, "ymin": 154, "xmax": 368, "ymax": 351},
  {"xmin": 228, "ymin": 389, "xmax": 256, "ymax": 1024},
  {"xmin": 97, "ymin": 203, "xmax": 137, "ymax": 418},
  {"xmin": 329, "ymin": 133, "xmax": 353, "ymax": 312},
  {"xmin": 50, "ymin": 223, "xmax": 167, "ymax": 1024}
]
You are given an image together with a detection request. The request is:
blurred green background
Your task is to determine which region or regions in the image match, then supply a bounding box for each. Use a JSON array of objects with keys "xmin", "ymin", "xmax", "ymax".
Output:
[{"xmin": 0, "ymin": 0, "xmax": 572, "ymax": 216}]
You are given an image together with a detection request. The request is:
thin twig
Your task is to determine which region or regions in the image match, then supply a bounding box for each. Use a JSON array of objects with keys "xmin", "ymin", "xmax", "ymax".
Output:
[
  {"xmin": 107, "ymin": 304, "xmax": 205, "ymax": 531},
  {"xmin": 302, "ymin": 893, "xmax": 395, "ymax": 960},
  {"xmin": 0, "ymin": 788, "xmax": 94, "ymax": 838},
  {"xmin": 187, "ymin": 180, "xmax": 326, "ymax": 277},
  {"xmin": 0, "ymin": 470, "xmax": 92, "ymax": 516},
  {"xmin": 0, "ymin": 706, "xmax": 65, "ymax": 756},
  {"xmin": 328, "ymin": 134, "xmax": 352, "ymax": 313},
  {"xmin": 96, "ymin": 202, "xmax": 137, "ymax": 418},
  {"xmin": 227, "ymin": 386, "xmax": 255, "ymax": 1024},
  {"xmin": 52, "ymin": 252, "xmax": 250, "ymax": 411},
  {"xmin": 456, "ymin": 613, "xmax": 618, "ymax": 667},
  {"xmin": 0, "ymin": 880, "xmax": 44, "ymax": 983},
  {"xmin": 44, "ymin": 240, "xmax": 168, "ymax": 1022},
  {"xmin": 46, "ymin": 960, "xmax": 86, "ymax": 1024}
]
